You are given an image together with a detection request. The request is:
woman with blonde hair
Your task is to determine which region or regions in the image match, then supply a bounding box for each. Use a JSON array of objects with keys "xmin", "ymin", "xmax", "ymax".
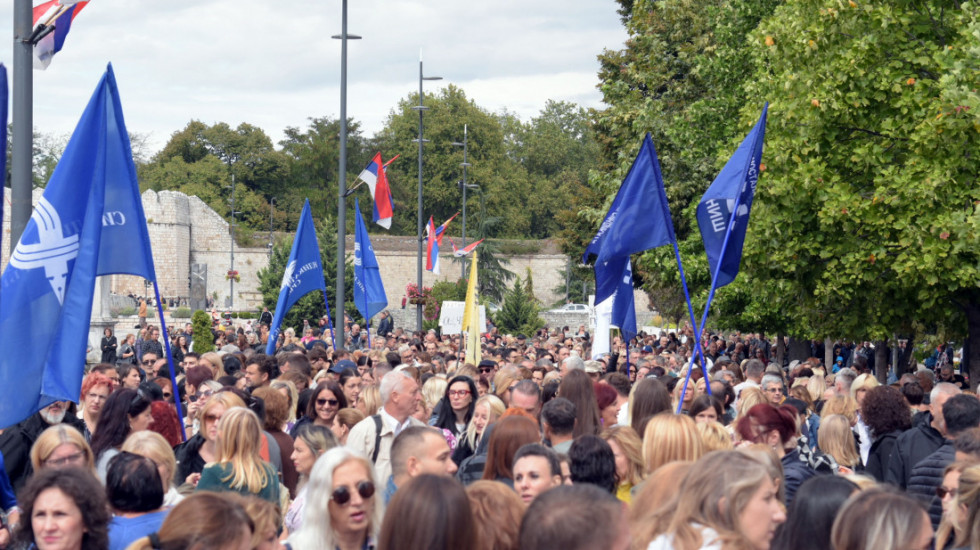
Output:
[
  {"xmin": 821, "ymin": 394, "xmax": 860, "ymax": 426},
  {"xmin": 29, "ymin": 424, "xmax": 96, "ymax": 474},
  {"xmin": 806, "ymin": 373, "xmax": 826, "ymax": 405},
  {"xmin": 631, "ymin": 461, "xmax": 693, "ymax": 542},
  {"xmin": 641, "ymin": 450, "xmax": 786, "ymax": 550},
  {"xmin": 454, "ymin": 394, "xmax": 506, "ymax": 465},
  {"xmin": 817, "ymin": 414, "xmax": 861, "ymax": 474},
  {"xmin": 697, "ymin": 421, "xmax": 734, "ymax": 452},
  {"xmin": 196, "ymin": 407, "xmax": 281, "ymax": 504},
  {"xmin": 175, "ymin": 391, "xmax": 246, "ymax": 485},
  {"xmin": 850, "ymin": 372, "xmax": 881, "ymax": 405},
  {"xmin": 935, "ymin": 460, "xmax": 975, "ymax": 550},
  {"xmin": 736, "ymin": 386, "xmax": 768, "ymax": 418},
  {"xmin": 199, "ymin": 352, "xmax": 226, "ymax": 379},
  {"xmin": 422, "ymin": 376, "xmax": 448, "ymax": 415},
  {"xmin": 271, "ymin": 379, "xmax": 299, "ymax": 431},
  {"xmin": 642, "ymin": 413, "xmax": 705, "ymax": 475},
  {"xmin": 493, "ymin": 369, "xmax": 521, "ymax": 407},
  {"xmin": 358, "ymin": 384, "xmax": 382, "ymax": 416},
  {"xmin": 283, "ymin": 424, "xmax": 338, "ymax": 536},
  {"xmin": 600, "ymin": 425, "xmax": 644, "ymax": 503},
  {"xmin": 120, "ymin": 430, "xmax": 183, "ymax": 506},
  {"xmin": 289, "ymin": 447, "xmax": 382, "ymax": 550},
  {"xmin": 831, "ymin": 487, "xmax": 932, "ymax": 550}
]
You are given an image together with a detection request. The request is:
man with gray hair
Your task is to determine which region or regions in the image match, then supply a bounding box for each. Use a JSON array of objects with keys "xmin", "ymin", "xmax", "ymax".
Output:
[
  {"xmin": 560, "ymin": 355, "xmax": 585, "ymax": 376},
  {"xmin": 733, "ymin": 358, "xmax": 765, "ymax": 402},
  {"xmin": 834, "ymin": 367, "xmax": 858, "ymax": 397},
  {"xmin": 885, "ymin": 381, "xmax": 962, "ymax": 489},
  {"xmin": 346, "ymin": 370, "xmax": 424, "ymax": 486},
  {"xmin": 761, "ymin": 374, "xmax": 785, "ymax": 406}
]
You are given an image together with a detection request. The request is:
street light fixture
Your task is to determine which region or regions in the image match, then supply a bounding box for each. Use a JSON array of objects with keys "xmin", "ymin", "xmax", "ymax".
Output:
[
  {"xmin": 413, "ymin": 55, "xmax": 442, "ymax": 331},
  {"xmin": 332, "ymin": 0, "xmax": 361, "ymax": 349},
  {"xmin": 225, "ymin": 174, "xmax": 241, "ymax": 309},
  {"xmin": 268, "ymin": 197, "xmax": 275, "ymax": 259},
  {"xmin": 451, "ymin": 125, "xmax": 478, "ymax": 279}
]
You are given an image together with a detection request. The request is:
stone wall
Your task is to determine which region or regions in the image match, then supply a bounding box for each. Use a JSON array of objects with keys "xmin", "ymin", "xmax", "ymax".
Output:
[{"xmin": 2, "ymin": 190, "xmax": 654, "ymax": 320}]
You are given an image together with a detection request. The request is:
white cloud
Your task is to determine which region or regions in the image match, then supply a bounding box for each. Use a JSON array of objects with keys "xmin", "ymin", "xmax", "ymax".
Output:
[{"xmin": 0, "ymin": 0, "xmax": 626, "ymax": 153}]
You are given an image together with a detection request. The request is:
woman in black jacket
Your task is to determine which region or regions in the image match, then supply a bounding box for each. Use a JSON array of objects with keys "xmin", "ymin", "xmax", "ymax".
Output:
[{"xmin": 100, "ymin": 327, "xmax": 117, "ymax": 364}]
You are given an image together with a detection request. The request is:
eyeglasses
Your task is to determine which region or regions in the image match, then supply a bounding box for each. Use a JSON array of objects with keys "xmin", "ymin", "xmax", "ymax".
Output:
[
  {"xmin": 331, "ymin": 480, "xmax": 375, "ymax": 505},
  {"xmin": 937, "ymin": 486, "xmax": 958, "ymax": 499},
  {"xmin": 507, "ymin": 384, "xmax": 519, "ymax": 393},
  {"xmin": 317, "ymin": 398, "xmax": 339, "ymax": 407},
  {"xmin": 448, "ymin": 389, "xmax": 471, "ymax": 398},
  {"xmin": 85, "ymin": 393, "xmax": 108, "ymax": 402},
  {"xmin": 204, "ymin": 413, "xmax": 223, "ymax": 424},
  {"xmin": 44, "ymin": 452, "xmax": 85, "ymax": 467},
  {"xmin": 141, "ymin": 360, "xmax": 154, "ymax": 366}
]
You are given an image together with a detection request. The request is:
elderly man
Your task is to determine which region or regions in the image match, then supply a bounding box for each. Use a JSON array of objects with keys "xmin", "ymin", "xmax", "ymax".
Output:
[
  {"xmin": 761, "ymin": 374, "xmax": 785, "ymax": 406},
  {"xmin": 346, "ymin": 370, "xmax": 425, "ymax": 486},
  {"xmin": 0, "ymin": 401, "xmax": 85, "ymax": 491},
  {"xmin": 383, "ymin": 426, "xmax": 457, "ymax": 503}
]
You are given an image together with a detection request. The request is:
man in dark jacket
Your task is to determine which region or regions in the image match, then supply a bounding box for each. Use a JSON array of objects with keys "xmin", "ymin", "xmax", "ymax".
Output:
[
  {"xmin": 0, "ymin": 402, "xmax": 85, "ymax": 491},
  {"xmin": 885, "ymin": 382, "xmax": 960, "ymax": 489},
  {"xmin": 907, "ymin": 394, "xmax": 980, "ymax": 529},
  {"xmin": 377, "ymin": 311, "xmax": 393, "ymax": 338}
]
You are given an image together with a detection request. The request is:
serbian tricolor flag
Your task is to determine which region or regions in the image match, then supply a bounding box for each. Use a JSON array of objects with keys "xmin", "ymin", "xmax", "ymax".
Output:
[
  {"xmin": 32, "ymin": 1, "xmax": 89, "ymax": 70},
  {"xmin": 357, "ymin": 152, "xmax": 395, "ymax": 229},
  {"xmin": 450, "ymin": 237, "xmax": 483, "ymax": 257},
  {"xmin": 426, "ymin": 212, "xmax": 459, "ymax": 274}
]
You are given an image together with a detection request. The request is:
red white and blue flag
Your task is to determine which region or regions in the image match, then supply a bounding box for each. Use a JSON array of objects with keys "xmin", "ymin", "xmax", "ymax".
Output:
[
  {"xmin": 357, "ymin": 152, "xmax": 395, "ymax": 229},
  {"xmin": 450, "ymin": 237, "xmax": 483, "ymax": 257},
  {"xmin": 425, "ymin": 212, "xmax": 459, "ymax": 274},
  {"xmin": 32, "ymin": 1, "xmax": 89, "ymax": 70}
]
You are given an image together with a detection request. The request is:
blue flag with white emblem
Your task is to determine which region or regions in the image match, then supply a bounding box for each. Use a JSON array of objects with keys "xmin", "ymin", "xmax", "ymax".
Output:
[
  {"xmin": 595, "ymin": 257, "xmax": 637, "ymax": 344},
  {"xmin": 266, "ymin": 200, "xmax": 326, "ymax": 355},
  {"xmin": 0, "ymin": 65, "xmax": 153, "ymax": 427},
  {"xmin": 696, "ymin": 104, "xmax": 768, "ymax": 289},
  {"xmin": 354, "ymin": 199, "xmax": 387, "ymax": 324},
  {"xmin": 582, "ymin": 133, "xmax": 676, "ymax": 266}
]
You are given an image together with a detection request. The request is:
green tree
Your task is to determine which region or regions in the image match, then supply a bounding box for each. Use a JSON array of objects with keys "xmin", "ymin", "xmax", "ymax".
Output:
[
  {"xmin": 494, "ymin": 270, "xmax": 545, "ymax": 336},
  {"xmin": 191, "ymin": 310, "xmax": 214, "ymax": 353},
  {"xmin": 451, "ymin": 191, "xmax": 515, "ymax": 304}
]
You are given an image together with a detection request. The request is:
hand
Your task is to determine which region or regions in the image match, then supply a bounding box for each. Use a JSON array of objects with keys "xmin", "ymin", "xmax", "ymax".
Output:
[
  {"xmin": 0, "ymin": 526, "xmax": 9, "ymax": 549},
  {"xmin": 186, "ymin": 472, "xmax": 201, "ymax": 486}
]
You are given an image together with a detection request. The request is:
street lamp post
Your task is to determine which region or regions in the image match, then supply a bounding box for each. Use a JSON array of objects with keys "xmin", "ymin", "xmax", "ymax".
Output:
[
  {"xmin": 332, "ymin": 0, "xmax": 361, "ymax": 349},
  {"xmin": 413, "ymin": 56, "xmax": 442, "ymax": 331},
  {"xmin": 268, "ymin": 197, "xmax": 275, "ymax": 259},
  {"xmin": 226, "ymin": 174, "xmax": 240, "ymax": 310},
  {"xmin": 451, "ymin": 125, "xmax": 477, "ymax": 279}
]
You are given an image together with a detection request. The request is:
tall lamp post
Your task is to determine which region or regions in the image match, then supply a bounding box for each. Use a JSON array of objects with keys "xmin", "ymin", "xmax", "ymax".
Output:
[
  {"xmin": 226, "ymin": 174, "xmax": 240, "ymax": 309},
  {"xmin": 451, "ymin": 125, "xmax": 477, "ymax": 279},
  {"xmin": 413, "ymin": 55, "xmax": 442, "ymax": 331},
  {"xmin": 268, "ymin": 197, "xmax": 275, "ymax": 259},
  {"xmin": 333, "ymin": 0, "xmax": 360, "ymax": 349}
]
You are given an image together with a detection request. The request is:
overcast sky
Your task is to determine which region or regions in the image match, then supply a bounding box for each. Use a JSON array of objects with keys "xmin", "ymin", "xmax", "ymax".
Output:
[{"xmin": 0, "ymin": 1, "xmax": 627, "ymax": 155}]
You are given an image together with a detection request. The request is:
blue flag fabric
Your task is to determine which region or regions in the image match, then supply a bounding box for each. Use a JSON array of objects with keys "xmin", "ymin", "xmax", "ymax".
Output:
[
  {"xmin": 0, "ymin": 65, "xmax": 148, "ymax": 427},
  {"xmin": 595, "ymin": 257, "xmax": 637, "ymax": 343},
  {"xmin": 696, "ymin": 104, "xmax": 768, "ymax": 289},
  {"xmin": 0, "ymin": 65, "xmax": 7, "ymax": 258},
  {"xmin": 353, "ymin": 199, "xmax": 387, "ymax": 323},
  {"xmin": 266, "ymin": 200, "xmax": 326, "ymax": 355},
  {"xmin": 583, "ymin": 133, "xmax": 676, "ymax": 266}
]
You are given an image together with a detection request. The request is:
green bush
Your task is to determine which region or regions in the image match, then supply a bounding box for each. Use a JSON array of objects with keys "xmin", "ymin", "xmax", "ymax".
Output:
[
  {"xmin": 496, "ymin": 241, "xmax": 541, "ymax": 255},
  {"xmin": 191, "ymin": 310, "xmax": 215, "ymax": 354},
  {"xmin": 111, "ymin": 306, "xmax": 137, "ymax": 317},
  {"xmin": 172, "ymin": 307, "xmax": 192, "ymax": 319}
]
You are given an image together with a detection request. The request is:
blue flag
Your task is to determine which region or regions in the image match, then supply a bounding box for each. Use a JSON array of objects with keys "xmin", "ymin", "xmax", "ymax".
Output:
[
  {"xmin": 696, "ymin": 104, "xmax": 768, "ymax": 289},
  {"xmin": 595, "ymin": 257, "xmax": 637, "ymax": 344},
  {"xmin": 266, "ymin": 200, "xmax": 327, "ymax": 355},
  {"xmin": 0, "ymin": 65, "xmax": 148, "ymax": 427},
  {"xmin": 583, "ymin": 133, "xmax": 676, "ymax": 266},
  {"xmin": 0, "ymin": 65, "xmax": 6, "ymax": 258},
  {"xmin": 353, "ymin": 199, "xmax": 387, "ymax": 323}
]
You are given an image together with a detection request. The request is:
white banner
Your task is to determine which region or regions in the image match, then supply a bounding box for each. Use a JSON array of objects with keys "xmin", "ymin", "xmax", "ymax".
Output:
[{"xmin": 438, "ymin": 301, "xmax": 487, "ymax": 334}]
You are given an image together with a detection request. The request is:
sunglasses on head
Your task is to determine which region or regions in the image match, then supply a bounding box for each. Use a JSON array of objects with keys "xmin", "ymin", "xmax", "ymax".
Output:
[
  {"xmin": 317, "ymin": 398, "xmax": 339, "ymax": 407},
  {"xmin": 331, "ymin": 480, "xmax": 375, "ymax": 505}
]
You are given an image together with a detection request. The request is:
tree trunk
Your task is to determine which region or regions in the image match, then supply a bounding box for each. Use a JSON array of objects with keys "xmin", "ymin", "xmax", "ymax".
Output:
[
  {"xmin": 897, "ymin": 329, "xmax": 917, "ymax": 377},
  {"xmin": 776, "ymin": 332, "xmax": 785, "ymax": 367},
  {"xmin": 787, "ymin": 337, "xmax": 811, "ymax": 363},
  {"xmin": 966, "ymin": 302, "xmax": 980, "ymax": 392},
  {"xmin": 825, "ymin": 337, "xmax": 834, "ymax": 370},
  {"xmin": 874, "ymin": 340, "xmax": 889, "ymax": 383}
]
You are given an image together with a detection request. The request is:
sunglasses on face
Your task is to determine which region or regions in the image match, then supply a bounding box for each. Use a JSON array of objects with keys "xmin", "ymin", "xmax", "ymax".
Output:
[
  {"xmin": 937, "ymin": 486, "xmax": 958, "ymax": 499},
  {"xmin": 142, "ymin": 360, "xmax": 154, "ymax": 366},
  {"xmin": 317, "ymin": 398, "xmax": 339, "ymax": 407},
  {"xmin": 331, "ymin": 480, "xmax": 375, "ymax": 505},
  {"xmin": 478, "ymin": 367, "xmax": 493, "ymax": 373}
]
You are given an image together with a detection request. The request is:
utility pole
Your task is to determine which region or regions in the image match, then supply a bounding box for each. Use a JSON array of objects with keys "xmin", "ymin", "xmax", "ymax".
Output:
[
  {"xmin": 414, "ymin": 54, "xmax": 442, "ymax": 331},
  {"xmin": 10, "ymin": 0, "xmax": 33, "ymax": 252}
]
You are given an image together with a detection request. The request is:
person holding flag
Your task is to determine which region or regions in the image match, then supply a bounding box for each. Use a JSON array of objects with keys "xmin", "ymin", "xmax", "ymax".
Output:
[
  {"xmin": 265, "ymin": 200, "xmax": 335, "ymax": 355},
  {"xmin": 353, "ymin": 199, "xmax": 388, "ymax": 348}
]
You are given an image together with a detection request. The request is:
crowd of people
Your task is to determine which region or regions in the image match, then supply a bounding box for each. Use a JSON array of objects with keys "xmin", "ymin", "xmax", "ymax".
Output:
[{"xmin": 0, "ymin": 317, "xmax": 978, "ymax": 550}]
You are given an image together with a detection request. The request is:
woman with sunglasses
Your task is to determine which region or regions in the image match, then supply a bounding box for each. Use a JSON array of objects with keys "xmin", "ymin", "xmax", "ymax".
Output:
[
  {"xmin": 90, "ymin": 388, "xmax": 154, "ymax": 481},
  {"xmin": 291, "ymin": 381, "xmax": 348, "ymax": 437},
  {"xmin": 175, "ymin": 392, "xmax": 246, "ymax": 487},
  {"xmin": 196, "ymin": 407, "xmax": 282, "ymax": 505},
  {"xmin": 288, "ymin": 447, "xmax": 381, "ymax": 550}
]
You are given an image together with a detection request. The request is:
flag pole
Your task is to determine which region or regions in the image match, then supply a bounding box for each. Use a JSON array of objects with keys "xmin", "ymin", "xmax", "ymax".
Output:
[
  {"xmin": 151, "ymin": 279, "xmax": 187, "ymax": 441},
  {"xmin": 676, "ymin": 161, "xmax": 753, "ymax": 413},
  {"xmin": 321, "ymin": 289, "xmax": 337, "ymax": 351}
]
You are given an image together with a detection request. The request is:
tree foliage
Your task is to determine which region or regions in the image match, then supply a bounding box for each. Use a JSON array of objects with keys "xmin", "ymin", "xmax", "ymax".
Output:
[
  {"xmin": 494, "ymin": 269, "xmax": 546, "ymax": 336},
  {"xmin": 191, "ymin": 310, "xmax": 214, "ymax": 354}
]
